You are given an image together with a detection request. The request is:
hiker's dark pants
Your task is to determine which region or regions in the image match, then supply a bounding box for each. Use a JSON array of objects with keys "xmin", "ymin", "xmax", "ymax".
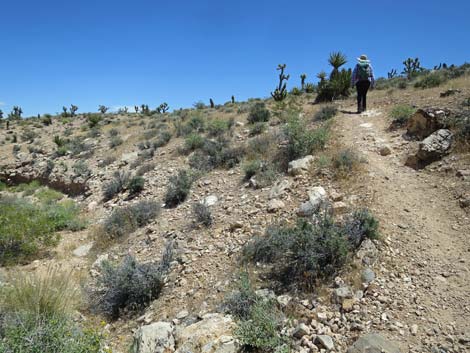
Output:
[{"xmin": 356, "ymin": 80, "xmax": 371, "ymax": 112}]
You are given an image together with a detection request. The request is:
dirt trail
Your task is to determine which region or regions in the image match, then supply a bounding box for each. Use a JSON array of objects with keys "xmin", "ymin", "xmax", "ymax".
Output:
[{"xmin": 336, "ymin": 104, "xmax": 470, "ymax": 351}]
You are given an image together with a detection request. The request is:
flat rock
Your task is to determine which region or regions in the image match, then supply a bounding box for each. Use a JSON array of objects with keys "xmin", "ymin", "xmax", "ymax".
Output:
[
  {"xmin": 203, "ymin": 195, "xmax": 218, "ymax": 207},
  {"xmin": 315, "ymin": 335, "xmax": 335, "ymax": 350},
  {"xmin": 267, "ymin": 199, "xmax": 285, "ymax": 212},
  {"xmin": 347, "ymin": 333, "xmax": 401, "ymax": 353},
  {"xmin": 361, "ymin": 268, "xmax": 376, "ymax": 284},
  {"xmin": 131, "ymin": 322, "xmax": 175, "ymax": 353},
  {"xmin": 288, "ymin": 155, "xmax": 315, "ymax": 176},
  {"xmin": 72, "ymin": 242, "xmax": 94, "ymax": 257}
]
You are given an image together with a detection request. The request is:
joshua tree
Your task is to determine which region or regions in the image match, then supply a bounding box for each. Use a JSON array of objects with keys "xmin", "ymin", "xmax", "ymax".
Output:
[
  {"xmin": 271, "ymin": 64, "xmax": 289, "ymax": 102},
  {"xmin": 156, "ymin": 103, "xmax": 169, "ymax": 113},
  {"xmin": 9, "ymin": 106, "xmax": 23, "ymax": 119},
  {"xmin": 231, "ymin": 95, "xmax": 235, "ymax": 104},
  {"xmin": 402, "ymin": 57, "xmax": 422, "ymax": 79},
  {"xmin": 387, "ymin": 69, "xmax": 398, "ymax": 79},
  {"xmin": 328, "ymin": 52, "xmax": 347, "ymax": 79},
  {"xmin": 134, "ymin": 105, "xmax": 139, "ymax": 113},
  {"xmin": 98, "ymin": 105, "xmax": 109, "ymax": 114},
  {"xmin": 209, "ymin": 98, "xmax": 215, "ymax": 108},
  {"xmin": 70, "ymin": 105, "xmax": 78, "ymax": 116},
  {"xmin": 0, "ymin": 109, "xmax": 3, "ymax": 119},
  {"xmin": 300, "ymin": 73, "xmax": 307, "ymax": 90},
  {"xmin": 316, "ymin": 71, "xmax": 327, "ymax": 84}
]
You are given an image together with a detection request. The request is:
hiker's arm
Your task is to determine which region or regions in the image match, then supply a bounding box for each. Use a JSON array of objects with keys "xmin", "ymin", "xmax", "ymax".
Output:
[
  {"xmin": 351, "ymin": 66, "xmax": 357, "ymax": 87},
  {"xmin": 369, "ymin": 65, "xmax": 375, "ymax": 87}
]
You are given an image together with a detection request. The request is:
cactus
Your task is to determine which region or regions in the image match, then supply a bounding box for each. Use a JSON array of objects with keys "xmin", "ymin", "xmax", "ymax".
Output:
[
  {"xmin": 70, "ymin": 105, "xmax": 78, "ymax": 116},
  {"xmin": 271, "ymin": 64, "xmax": 290, "ymax": 101},
  {"xmin": 300, "ymin": 74, "xmax": 307, "ymax": 90},
  {"xmin": 99, "ymin": 105, "xmax": 109, "ymax": 114},
  {"xmin": 231, "ymin": 95, "xmax": 235, "ymax": 104},
  {"xmin": 210, "ymin": 98, "xmax": 215, "ymax": 108},
  {"xmin": 402, "ymin": 57, "xmax": 423, "ymax": 79},
  {"xmin": 387, "ymin": 69, "xmax": 397, "ymax": 79}
]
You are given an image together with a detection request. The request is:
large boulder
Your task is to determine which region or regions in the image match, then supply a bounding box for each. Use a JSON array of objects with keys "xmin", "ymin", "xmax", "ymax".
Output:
[
  {"xmin": 347, "ymin": 333, "xmax": 401, "ymax": 353},
  {"xmin": 406, "ymin": 129, "xmax": 453, "ymax": 169},
  {"xmin": 131, "ymin": 322, "xmax": 175, "ymax": 353},
  {"xmin": 175, "ymin": 314, "xmax": 237, "ymax": 353},
  {"xmin": 406, "ymin": 108, "xmax": 450, "ymax": 140},
  {"xmin": 288, "ymin": 155, "xmax": 315, "ymax": 176}
]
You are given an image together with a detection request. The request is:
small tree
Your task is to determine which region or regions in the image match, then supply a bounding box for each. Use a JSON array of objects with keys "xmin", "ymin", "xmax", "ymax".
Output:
[
  {"xmin": 157, "ymin": 103, "xmax": 169, "ymax": 113},
  {"xmin": 98, "ymin": 105, "xmax": 109, "ymax": 114},
  {"xmin": 402, "ymin": 57, "xmax": 423, "ymax": 79},
  {"xmin": 271, "ymin": 64, "xmax": 289, "ymax": 101},
  {"xmin": 70, "ymin": 105, "xmax": 78, "ymax": 116},
  {"xmin": 134, "ymin": 105, "xmax": 139, "ymax": 113},
  {"xmin": 210, "ymin": 98, "xmax": 215, "ymax": 108},
  {"xmin": 9, "ymin": 106, "xmax": 23, "ymax": 119},
  {"xmin": 387, "ymin": 69, "xmax": 398, "ymax": 79},
  {"xmin": 300, "ymin": 73, "xmax": 307, "ymax": 90}
]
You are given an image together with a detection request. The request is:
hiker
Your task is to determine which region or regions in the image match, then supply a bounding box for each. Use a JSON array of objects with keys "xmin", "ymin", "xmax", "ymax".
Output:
[{"xmin": 351, "ymin": 54, "xmax": 375, "ymax": 113}]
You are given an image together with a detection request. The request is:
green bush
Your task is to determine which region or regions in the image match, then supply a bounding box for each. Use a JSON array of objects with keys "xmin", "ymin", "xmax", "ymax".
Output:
[
  {"xmin": 128, "ymin": 176, "xmax": 145, "ymax": 195},
  {"xmin": 290, "ymin": 87, "xmax": 302, "ymax": 96},
  {"xmin": 188, "ymin": 139, "xmax": 244, "ymax": 171},
  {"xmin": 389, "ymin": 104, "xmax": 416, "ymax": 127},
  {"xmin": 90, "ymin": 244, "xmax": 172, "ymax": 319},
  {"xmin": 153, "ymin": 131, "xmax": 172, "ymax": 148},
  {"xmin": 243, "ymin": 160, "xmax": 278, "ymax": 188},
  {"xmin": 192, "ymin": 203, "xmax": 213, "ymax": 227},
  {"xmin": 247, "ymin": 102, "xmax": 270, "ymax": 124},
  {"xmin": 414, "ymin": 71, "xmax": 446, "ymax": 89},
  {"xmin": 103, "ymin": 200, "xmax": 160, "ymax": 238},
  {"xmin": 164, "ymin": 170, "xmax": 194, "ymax": 208},
  {"xmin": 0, "ymin": 268, "xmax": 102, "ymax": 352},
  {"xmin": 87, "ymin": 114, "xmax": 102, "ymax": 128},
  {"xmin": 249, "ymin": 122, "xmax": 266, "ymax": 136},
  {"xmin": 184, "ymin": 133, "xmax": 205, "ymax": 152},
  {"xmin": 283, "ymin": 117, "xmax": 328, "ymax": 164},
  {"xmin": 243, "ymin": 217, "xmax": 350, "ymax": 287},
  {"xmin": 109, "ymin": 136, "xmax": 123, "ymax": 148},
  {"xmin": 72, "ymin": 160, "xmax": 91, "ymax": 178},
  {"xmin": 207, "ymin": 119, "xmax": 230, "ymax": 137},
  {"xmin": 102, "ymin": 171, "xmax": 130, "ymax": 201},
  {"xmin": 314, "ymin": 105, "xmax": 338, "ymax": 121},
  {"xmin": 0, "ymin": 196, "xmax": 83, "ymax": 264},
  {"xmin": 343, "ymin": 208, "xmax": 380, "ymax": 248},
  {"xmin": 331, "ymin": 148, "xmax": 362, "ymax": 175}
]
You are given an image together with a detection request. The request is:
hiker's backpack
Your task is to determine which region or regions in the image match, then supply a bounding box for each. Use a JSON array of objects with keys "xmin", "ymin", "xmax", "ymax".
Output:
[{"xmin": 357, "ymin": 62, "xmax": 371, "ymax": 81}]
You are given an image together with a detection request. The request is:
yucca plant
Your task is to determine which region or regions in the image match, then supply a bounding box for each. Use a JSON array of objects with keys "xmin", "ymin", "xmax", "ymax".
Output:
[
  {"xmin": 328, "ymin": 52, "xmax": 347, "ymax": 79},
  {"xmin": 300, "ymin": 74, "xmax": 307, "ymax": 90}
]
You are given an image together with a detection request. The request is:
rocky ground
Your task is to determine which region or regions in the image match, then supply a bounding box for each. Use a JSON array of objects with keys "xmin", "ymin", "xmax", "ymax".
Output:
[{"xmin": 0, "ymin": 76, "xmax": 469, "ymax": 352}]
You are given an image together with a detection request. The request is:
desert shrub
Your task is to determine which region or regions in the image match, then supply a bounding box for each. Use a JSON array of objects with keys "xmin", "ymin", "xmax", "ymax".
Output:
[
  {"xmin": 282, "ymin": 117, "xmax": 328, "ymax": 164},
  {"xmin": 331, "ymin": 148, "xmax": 362, "ymax": 175},
  {"xmin": 98, "ymin": 156, "xmax": 116, "ymax": 167},
  {"xmin": 245, "ymin": 133, "xmax": 279, "ymax": 160},
  {"xmin": 224, "ymin": 272, "xmax": 259, "ymax": 320},
  {"xmin": 11, "ymin": 180, "xmax": 41, "ymax": 195},
  {"xmin": 243, "ymin": 217, "xmax": 349, "ymax": 288},
  {"xmin": 0, "ymin": 269, "xmax": 102, "ymax": 353},
  {"xmin": 249, "ymin": 122, "xmax": 266, "ymax": 136},
  {"xmin": 451, "ymin": 112, "xmax": 470, "ymax": 149},
  {"xmin": 72, "ymin": 160, "xmax": 91, "ymax": 178},
  {"xmin": 314, "ymin": 104, "xmax": 338, "ymax": 121},
  {"xmin": 0, "ymin": 196, "xmax": 83, "ymax": 264},
  {"xmin": 247, "ymin": 102, "xmax": 270, "ymax": 124},
  {"xmin": 128, "ymin": 176, "xmax": 145, "ymax": 195},
  {"xmin": 35, "ymin": 187, "xmax": 63, "ymax": 204},
  {"xmin": 109, "ymin": 136, "xmax": 123, "ymax": 148},
  {"xmin": 153, "ymin": 131, "xmax": 172, "ymax": 148},
  {"xmin": 315, "ymin": 68, "xmax": 352, "ymax": 103},
  {"xmin": 102, "ymin": 171, "xmax": 130, "ymax": 201},
  {"xmin": 136, "ymin": 163, "xmax": 155, "ymax": 176},
  {"xmin": 103, "ymin": 200, "xmax": 160, "ymax": 238},
  {"xmin": 12, "ymin": 144, "xmax": 21, "ymax": 154},
  {"xmin": 193, "ymin": 101, "xmax": 205, "ymax": 109},
  {"xmin": 389, "ymin": 104, "xmax": 416, "ymax": 127},
  {"xmin": 108, "ymin": 128, "xmax": 119, "ymax": 137},
  {"xmin": 343, "ymin": 208, "xmax": 380, "ymax": 248},
  {"xmin": 290, "ymin": 87, "xmax": 302, "ymax": 95},
  {"xmin": 21, "ymin": 129, "xmax": 38, "ymax": 143},
  {"xmin": 188, "ymin": 139, "xmax": 244, "ymax": 171},
  {"xmin": 243, "ymin": 160, "xmax": 278, "ymax": 188},
  {"xmin": 87, "ymin": 114, "xmax": 102, "ymax": 128},
  {"xmin": 192, "ymin": 202, "xmax": 213, "ymax": 227},
  {"xmin": 90, "ymin": 244, "xmax": 172, "ymax": 319},
  {"xmin": 164, "ymin": 170, "xmax": 194, "ymax": 207},
  {"xmin": 87, "ymin": 128, "xmax": 101, "ymax": 138},
  {"xmin": 68, "ymin": 137, "xmax": 92, "ymax": 157},
  {"xmin": 184, "ymin": 133, "xmax": 205, "ymax": 152},
  {"xmin": 143, "ymin": 129, "xmax": 159, "ymax": 140},
  {"xmin": 207, "ymin": 119, "xmax": 230, "ymax": 137},
  {"xmin": 414, "ymin": 71, "xmax": 447, "ymax": 89},
  {"xmin": 41, "ymin": 115, "xmax": 52, "ymax": 126}
]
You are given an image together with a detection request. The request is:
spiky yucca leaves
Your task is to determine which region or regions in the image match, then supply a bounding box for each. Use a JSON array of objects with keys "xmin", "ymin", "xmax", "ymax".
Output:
[
  {"xmin": 402, "ymin": 57, "xmax": 423, "ymax": 79},
  {"xmin": 387, "ymin": 69, "xmax": 398, "ymax": 79},
  {"xmin": 328, "ymin": 51, "xmax": 347, "ymax": 79},
  {"xmin": 300, "ymin": 73, "xmax": 307, "ymax": 90}
]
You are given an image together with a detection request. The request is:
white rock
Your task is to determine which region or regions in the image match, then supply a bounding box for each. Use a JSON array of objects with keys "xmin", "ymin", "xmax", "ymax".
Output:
[
  {"xmin": 131, "ymin": 322, "xmax": 175, "ymax": 353},
  {"xmin": 288, "ymin": 155, "xmax": 315, "ymax": 175}
]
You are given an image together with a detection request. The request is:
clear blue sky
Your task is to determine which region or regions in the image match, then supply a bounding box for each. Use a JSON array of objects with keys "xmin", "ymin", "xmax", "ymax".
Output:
[{"xmin": 1, "ymin": 0, "xmax": 469, "ymax": 116}]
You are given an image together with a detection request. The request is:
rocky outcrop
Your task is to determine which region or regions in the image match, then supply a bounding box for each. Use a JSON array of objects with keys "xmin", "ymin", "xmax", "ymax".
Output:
[
  {"xmin": 347, "ymin": 333, "xmax": 401, "ymax": 353},
  {"xmin": 174, "ymin": 314, "xmax": 237, "ymax": 353},
  {"xmin": 405, "ymin": 129, "xmax": 453, "ymax": 169},
  {"xmin": 288, "ymin": 155, "xmax": 315, "ymax": 176},
  {"xmin": 131, "ymin": 322, "xmax": 175, "ymax": 353},
  {"xmin": 297, "ymin": 186, "xmax": 327, "ymax": 216},
  {"xmin": 406, "ymin": 108, "xmax": 450, "ymax": 140}
]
